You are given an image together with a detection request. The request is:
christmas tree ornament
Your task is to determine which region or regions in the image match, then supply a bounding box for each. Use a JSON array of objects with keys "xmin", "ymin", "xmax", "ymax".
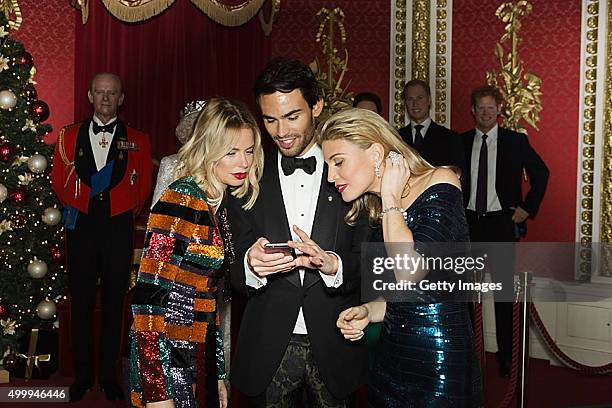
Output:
[
  {"xmin": 0, "ymin": 142, "xmax": 15, "ymax": 161},
  {"xmin": 0, "ymin": 89, "xmax": 17, "ymax": 109},
  {"xmin": 1, "ymin": 353, "xmax": 19, "ymax": 373},
  {"xmin": 36, "ymin": 300, "xmax": 56, "ymax": 320},
  {"xmin": 0, "ymin": 184, "xmax": 7, "ymax": 202},
  {"xmin": 8, "ymin": 187, "xmax": 27, "ymax": 205},
  {"xmin": 41, "ymin": 207, "xmax": 61, "ymax": 226},
  {"xmin": 29, "ymin": 100, "xmax": 50, "ymax": 122},
  {"xmin": 27, "ymin": 154, "xmax": 47, "ymax": 174},
  {"xmin": 0, "ymin": 303, "xmax": 8, "ymax": 319},
  {"xmin": 17, "ymin": 51, "xmax": 33, "ymax": 67},
  {"xmin": 50, "ymin": 246, "xmax": 64, "ymax": 263},
  {"xmin": 20, "ymin": 84, "xmax": 37, "ymax": 101},
  {"xmin": 8, "ymin": 213, "xmax": 26, "ymax": 229},
  {"xmin": 27, "ymin": 259, "xmax": 48, "ymax": 279}
]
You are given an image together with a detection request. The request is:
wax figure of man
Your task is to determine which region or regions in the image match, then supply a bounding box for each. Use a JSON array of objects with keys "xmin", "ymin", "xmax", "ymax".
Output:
[
  {"xmin": 227, "ymin": 57, "xmax": 369, "ymax": 407},
  {"xmin": 461, "ymin": 84, "xmax": 549, "ymax": 377},
  {"xmin": 398, "ymin": 79, "xmax": 464, "ymax": 168},
  {"xmin": 51, "ymin": 72, "xmax": 152, "ymax": 401}
]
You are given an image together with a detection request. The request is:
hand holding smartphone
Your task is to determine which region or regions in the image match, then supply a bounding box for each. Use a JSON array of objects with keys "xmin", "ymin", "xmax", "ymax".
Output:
[{"xmin": 264, "ymin": 242, "xmax": 296, "ymax": 258}]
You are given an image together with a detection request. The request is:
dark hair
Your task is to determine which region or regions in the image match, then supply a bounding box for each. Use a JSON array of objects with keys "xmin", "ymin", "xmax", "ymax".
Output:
[
  {"xmin": 470, "ymin": 85, "xmax": 503, "ymax": 107},
  {"xmin": 353, "ymin": 92, "xmax": 382, "ymax": 114},
  {"xmin": 403, "ymin": 79, "xmax": 431, "ymax": 98},
  {"xmin": 253, "ymin": 57, "xmax": 321, "ymax": 108}
]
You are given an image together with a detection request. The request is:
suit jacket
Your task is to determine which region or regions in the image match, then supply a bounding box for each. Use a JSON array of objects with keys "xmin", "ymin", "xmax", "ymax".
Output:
[
  {"xmin": 226, "ymin": 150, "xmax": 369, "ymax": 399},
  {"xmin": 398, "ymin": 120, "xmax": 465, "ymax": 168},
  {"xmin": 461, "ymin": 127, "xmax": 549, "ymax": 217},
  {"xmin": 51, "ymin": 119, "xmax": 152, "ymax": 217}
]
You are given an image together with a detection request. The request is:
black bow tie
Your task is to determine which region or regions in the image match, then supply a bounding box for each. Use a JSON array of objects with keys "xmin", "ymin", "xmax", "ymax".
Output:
[
  {"xmin": 281, "ymin": 155, "xmax": 317, "ymax": 176},
  {"xmin": 92, "ymin": 121, "xmax": 117, "ymax": 135}
]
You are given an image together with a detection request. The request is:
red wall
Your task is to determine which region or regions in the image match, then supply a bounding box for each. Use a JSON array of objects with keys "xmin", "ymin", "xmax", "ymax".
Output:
[
  {"xmin": 270, "ymin": 0, "xmax": 390, "ymax": 119},
  {"xmin": 11, "ymin": 0, "xmax": 76, "ymax": 144},
  {"xmin": 452, "ymin": 0, "xmax": 581, "ymax": 242}
]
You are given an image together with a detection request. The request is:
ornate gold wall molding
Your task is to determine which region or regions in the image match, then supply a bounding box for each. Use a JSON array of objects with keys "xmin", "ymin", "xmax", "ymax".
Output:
[
  {"xmin": 434, "ymin": 0, "xmax": 451, "ymax": 126},
  {"xmin": 578, "ymin": 0, "xmax": 600, "ymax": 280},
  {"xmin": 411, "ymin": 0, "xmax": 430, "ymax": 83},
  {"xmin": 391, "ymin": 0, "xmax": 408, "ymax": 128}
]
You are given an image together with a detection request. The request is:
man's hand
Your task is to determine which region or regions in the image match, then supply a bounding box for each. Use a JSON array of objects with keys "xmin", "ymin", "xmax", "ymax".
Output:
[
  {"xmin": 512, "ymin": 206, "xmax": 529, "ymax": 223},
  {"xmin": 288, "ymin": 226, "xmax": 339, "ymax": 275},
  {"xmin": 336, "ymin": 306, "xmax": 370, "ymax": 341},
  {"xmin": 247, "ymin": 237, "xmax": 296, "ymax": 278},
  {"xmin": 218, "ymin": 380, "xmax": 228, "ymax": 408}
]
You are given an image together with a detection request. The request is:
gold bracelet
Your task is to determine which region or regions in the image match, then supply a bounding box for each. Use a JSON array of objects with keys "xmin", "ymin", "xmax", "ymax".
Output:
[{"xmin": 379, "ymin": 206, "xmax": 407, "ymax": 221}]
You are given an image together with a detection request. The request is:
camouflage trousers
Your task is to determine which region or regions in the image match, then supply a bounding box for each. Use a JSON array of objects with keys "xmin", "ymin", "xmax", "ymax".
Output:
[{"xmin": 250, "ymin": 334, "xmax": 346, "ymax": 408}]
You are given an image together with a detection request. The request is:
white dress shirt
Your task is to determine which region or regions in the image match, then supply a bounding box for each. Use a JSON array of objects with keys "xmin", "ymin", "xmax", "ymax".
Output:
[
  {"xmin": 468, "ymin": 124, "xmax": 502, "ymax": 212},
  {"xmin": 410, "ymin": 117, "xmax": 432, "ymax": 144},
  {"xmin": 244, "ymin": 144, "xmax": 343, "ymax": 334},
  {"xmin": 89, "ymin": 115, "xmax": 117, "ymax": 171}
]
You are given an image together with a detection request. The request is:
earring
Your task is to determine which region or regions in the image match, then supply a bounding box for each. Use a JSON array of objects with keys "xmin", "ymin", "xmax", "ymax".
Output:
[{"xmin": 374, "ymin": 162, "xmax": 381, "ymax": 178}]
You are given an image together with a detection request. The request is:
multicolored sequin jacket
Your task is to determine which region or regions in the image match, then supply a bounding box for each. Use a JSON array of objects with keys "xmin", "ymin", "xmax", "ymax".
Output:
[{"xmin": 130, "ymin": 177, "xmax": 227, "ymax": 406}]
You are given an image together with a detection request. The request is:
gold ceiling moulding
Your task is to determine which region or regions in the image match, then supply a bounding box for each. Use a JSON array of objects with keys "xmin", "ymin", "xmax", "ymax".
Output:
[
  {"xmin": 392, "ymin": 0, "xmax": 407, "ymax": 129},
  {"xmin": 309, "ymin": 7, "xmax": 353, "ymax": 123},
  {"xmin": 411, "ymin": 0, "xmax": 430, "ymax": 83},
  {"xmin": 485, "ymin": 0, "xmax": 542, "ymax": 134}
]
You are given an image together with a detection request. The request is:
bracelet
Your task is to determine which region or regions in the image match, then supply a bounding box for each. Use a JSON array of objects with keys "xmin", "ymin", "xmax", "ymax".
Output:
[{"xmin": 379, "ymin": 206, "xmax": 407, "ymax": 221}]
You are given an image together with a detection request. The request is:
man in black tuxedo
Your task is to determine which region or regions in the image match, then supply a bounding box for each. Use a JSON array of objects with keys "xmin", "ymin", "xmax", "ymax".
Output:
[
  {"xmin": 398, "ymin": 79, "xmax": 464, "ymax": 167},
  {"xmin": 227, "ymin": 57, "xmax": 368, "ymax": 407},
  {"xmin": 461, "ymin": 85, "xmax": 549, "ymax": 377}
]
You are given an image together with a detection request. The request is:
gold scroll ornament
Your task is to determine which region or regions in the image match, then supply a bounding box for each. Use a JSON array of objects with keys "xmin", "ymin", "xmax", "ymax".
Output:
[
  {"xmin": 309, "ymin": 7, "xmax": 353, "ymax": 123},
  {"xmin": 486, "ymin": 0, "xmax": 542, "ymax": 134}
]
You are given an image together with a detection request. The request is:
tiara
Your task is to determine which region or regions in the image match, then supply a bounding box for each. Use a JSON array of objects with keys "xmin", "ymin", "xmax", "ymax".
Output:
[{"xmin": 181, "ymin": 100, "xmax": 207, "ymax": 118}]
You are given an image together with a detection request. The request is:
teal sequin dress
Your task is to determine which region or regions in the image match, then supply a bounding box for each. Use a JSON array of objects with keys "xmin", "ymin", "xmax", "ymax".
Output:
[{"xmin": 369, "ymin": 183, "xmax": 481, "ymax": 407}]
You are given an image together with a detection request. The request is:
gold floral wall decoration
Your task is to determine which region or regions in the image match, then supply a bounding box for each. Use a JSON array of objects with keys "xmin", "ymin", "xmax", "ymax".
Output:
[
  {"xmin": 485, "ymin": 0, "xmax": 542, "ymax": 134},
  {"xmin": 309, "ymin": 7, "xmax": 353, "ymax": 123}
]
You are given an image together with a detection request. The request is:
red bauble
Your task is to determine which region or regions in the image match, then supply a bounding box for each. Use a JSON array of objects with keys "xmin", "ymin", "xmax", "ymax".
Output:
[
  {"xmin": 0, "ymin": 303, "xmax": 8, "ymax": 319},
  {"xmin": 0, "ymin": 142, "xmax": 14, "ymax": 162},
  {"xmin": 1, "ymin": 353, "xmax": 20, "ymax": 373},
  {"xmin": 18, "ymin": 51, "xmax": 33, "ymax": 67},
  {"xmin": 30, "ymin": 100, "xmax": 50, "ymax": 123},
  {"xmin": 51, "ymin": 246, "xmax": 64, "ymax": 263},
  {"xmin": 9, "ymin": 187, "xmax": 28, "ymax": 205}
]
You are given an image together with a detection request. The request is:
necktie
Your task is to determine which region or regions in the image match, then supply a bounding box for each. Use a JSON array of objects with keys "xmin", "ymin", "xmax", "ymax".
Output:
[
  {"xmin": 414, "ymin": 124, "xmax": 424, "ymax": 150},
  {"xmin": 92, "ymin": 121, "xmax": 117, "ymax": 135},
  {"xmin": 281, "ymin": 155, "xmax": 317, "ymax": 176},
  {"xmin": 475, "ymin": 134, "xmax": 488, "ymax": 216}
]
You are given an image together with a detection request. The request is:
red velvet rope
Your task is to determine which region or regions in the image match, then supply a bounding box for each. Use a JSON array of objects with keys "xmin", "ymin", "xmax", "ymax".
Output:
[
  {"xmin": 528, "ymin": 303, "xmax": 612, "ymax": 375},
  {"xmin": 497, "ymin": 302, "xmax": 521, "ymax": 408},
  {"xmin": 473, "ymin": 303, "xmax": 484, "ymax": 363}
]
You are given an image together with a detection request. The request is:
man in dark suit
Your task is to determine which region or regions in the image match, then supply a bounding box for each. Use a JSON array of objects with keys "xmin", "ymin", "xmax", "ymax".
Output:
[
  {"xmin": 461, "ymin": 84, "xmax": 549, "ymax": 377},
  {"xmin": 51, "ymin": 72, "xmax": 152, "ymax": 401},
  {"xmin": 398, "ymin": 79, "xmax": 464, "ymax": 167},
  {"xmin": 227, "ymin": 57, "xmax": 368, "ymax": 407}
]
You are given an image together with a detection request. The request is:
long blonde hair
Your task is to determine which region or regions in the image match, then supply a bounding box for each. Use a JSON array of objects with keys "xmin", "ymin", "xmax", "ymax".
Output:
[
  {"xmin": 318, "ymin": 108, "xmax": 434, "ymax": 224},
  {"xmin": 175, "ymin": 97, "xmax": 264, "ymax": 209}
]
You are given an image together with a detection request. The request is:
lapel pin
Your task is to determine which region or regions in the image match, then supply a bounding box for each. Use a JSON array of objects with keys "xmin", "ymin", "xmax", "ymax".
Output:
[
  {"xmin": 78, "ymin": 148, "xmax": 83, "ymax": 157},
  {"xmin": 328, "ymin": 195, "xmax": 333, "ymax": 202}
]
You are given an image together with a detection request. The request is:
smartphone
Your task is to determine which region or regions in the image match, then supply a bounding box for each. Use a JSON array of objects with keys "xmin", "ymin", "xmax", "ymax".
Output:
[{"xmin": 264, "ymin": 243, "xmax": 296, "ymax": 257}]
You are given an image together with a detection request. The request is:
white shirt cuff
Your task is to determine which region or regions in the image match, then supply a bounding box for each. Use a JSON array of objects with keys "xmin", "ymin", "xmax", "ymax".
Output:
[
  {"xmin": 319, "ymin": 251, "xmax": 343, "ymax": 288},
  {"xmin": 244, "ymin": 249, "xmax": 267, "ymax": 288}
]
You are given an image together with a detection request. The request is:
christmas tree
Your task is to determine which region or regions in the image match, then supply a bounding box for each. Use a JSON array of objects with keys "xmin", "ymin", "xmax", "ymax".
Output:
[{"xmin": 0, "ymin": 10, "xmax": 66, "ymax": 357}]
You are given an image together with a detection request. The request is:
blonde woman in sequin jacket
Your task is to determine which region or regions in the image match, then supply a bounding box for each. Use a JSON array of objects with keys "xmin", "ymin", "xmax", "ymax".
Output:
[{"xmin": 130, "ymin": 98, "xmax": 264, "ymax": 408}]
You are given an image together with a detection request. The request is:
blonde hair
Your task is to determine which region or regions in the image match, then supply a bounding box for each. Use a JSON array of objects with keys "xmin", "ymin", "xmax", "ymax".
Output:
[
  {"xmin": 175, "ymin": 97, "xmax": 264, "ymax": 210},
  {"xmin": 318, "ymin": 108, "xmax": 435, "ymax": 225}
]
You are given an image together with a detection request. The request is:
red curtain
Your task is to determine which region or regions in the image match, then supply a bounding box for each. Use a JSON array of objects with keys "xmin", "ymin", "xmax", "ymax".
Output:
[{"xmin": 74, "ymin": 0, "xmax": 271, "ymax": 159}]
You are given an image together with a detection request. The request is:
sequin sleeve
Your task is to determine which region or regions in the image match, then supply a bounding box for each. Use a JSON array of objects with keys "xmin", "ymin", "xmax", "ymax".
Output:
[{"xmin": 130, "ymin": 177, "xmax": 223, "ymax": 405}]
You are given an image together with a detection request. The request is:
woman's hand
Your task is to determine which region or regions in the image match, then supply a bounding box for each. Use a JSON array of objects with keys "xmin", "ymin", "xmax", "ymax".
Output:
[
  {"xmin": 146, "ymin": 400, "xmax": 175, "ymax": 408},
  {"xmin": 218, "ymin": 380, "xmax": 228, "ymax": 408},
  {"xmin": 380, "ymin": 151, "xmax": 411, "ymax": 207},
  {"xmin": 336, "ymin": 306, "xmax": 370, "ymax": 341}
]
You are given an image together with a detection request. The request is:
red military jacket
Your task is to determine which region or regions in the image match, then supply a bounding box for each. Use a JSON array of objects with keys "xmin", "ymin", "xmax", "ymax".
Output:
[{"xmin": 50, "ymin": 120, "xmax": 152, "ymax": 217}]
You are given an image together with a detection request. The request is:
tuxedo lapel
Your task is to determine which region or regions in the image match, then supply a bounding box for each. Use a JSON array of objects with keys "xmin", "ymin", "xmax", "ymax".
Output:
[
  {"xmin": 74, "ymin": 119, "xmax": 96, "ymax": 187},
  {"xmin": 261, "ymin": 153, "xmax": 299, "ymax": 287},
  {"xmin": 495, "ymin": 128, "xmax": 510, "ymax": 199},
  {"xmin": 405, "ymin": 123, "xmax": 414, "ymax": 147},
  {"xmin": 463, "ymin": 130, "xmax": 476, "ymax": 200},
  {"xmin": 303, "ymin": 164, "xmax": 340, "ymax": 289}
]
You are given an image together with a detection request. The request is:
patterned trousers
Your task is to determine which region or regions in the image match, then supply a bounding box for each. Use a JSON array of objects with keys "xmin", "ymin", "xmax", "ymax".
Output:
[{"xmin": 250, "ymin": 334, "xmax": 346, "ymax": 408}]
